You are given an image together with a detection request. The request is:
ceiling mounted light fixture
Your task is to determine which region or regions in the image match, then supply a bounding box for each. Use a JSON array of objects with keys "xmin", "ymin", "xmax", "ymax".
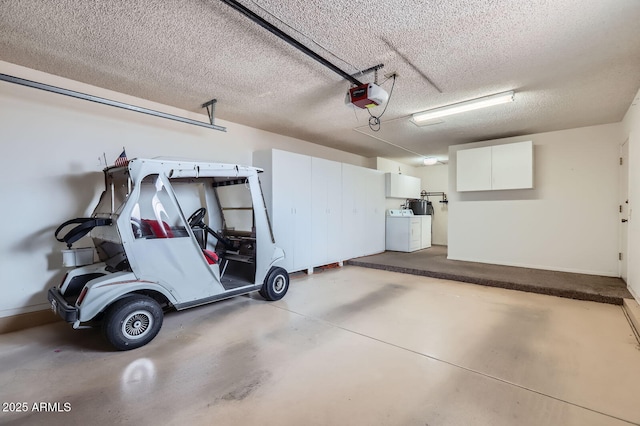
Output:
[
  {"xmin": 423, "ymin": 157, "xmax": 439, "ymax": 166},
  {"xmin": 411, "ymin": 91, "xmax": 515, "ymax": 123}
]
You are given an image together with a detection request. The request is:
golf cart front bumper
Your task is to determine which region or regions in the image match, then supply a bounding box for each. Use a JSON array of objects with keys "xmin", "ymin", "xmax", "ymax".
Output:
[{"xmin": 47, "ymin": 287, "xmax": 79, "ymax": 323}]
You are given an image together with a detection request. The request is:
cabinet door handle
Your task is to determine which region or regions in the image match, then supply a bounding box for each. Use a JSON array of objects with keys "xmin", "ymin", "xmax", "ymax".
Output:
[{"xmin": 622, "ymin": 219, "xmax": 628, "ymax": 223}]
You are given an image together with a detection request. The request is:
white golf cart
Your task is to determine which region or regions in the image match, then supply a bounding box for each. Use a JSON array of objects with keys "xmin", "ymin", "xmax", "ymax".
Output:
[{"xmin": 48, "ymin": 158, "xmax": 289, "ymax": 350}]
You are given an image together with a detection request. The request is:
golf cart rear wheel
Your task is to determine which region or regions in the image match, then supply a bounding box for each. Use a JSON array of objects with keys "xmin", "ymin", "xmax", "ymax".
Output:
[
  {"xmin": 102, "ymin": 295, "xmax": 163, "ymax": 351},
  {"xmin": 260, "ymin": 267, "xmax": 289, "ymax": 301}
]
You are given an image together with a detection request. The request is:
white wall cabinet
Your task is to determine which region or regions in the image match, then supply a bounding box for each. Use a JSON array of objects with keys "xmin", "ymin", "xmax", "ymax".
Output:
[
  {"xmin": 456, "ymin": 146, "xmax": 492, "ymax": 191},
  {"xmin": 255, "ymin": 150, "xmax": 385, "ymax": 273},
  {"xmin": 456, "ymin": 141, "xmax": 533, "ymax": 191},
  {"xmin": 385, "ymin": 173, "xmax": 421, "ymax": 199},
  {"xmin": 491, "ymin": 141, "xmax": 534, "ymax": 190}
]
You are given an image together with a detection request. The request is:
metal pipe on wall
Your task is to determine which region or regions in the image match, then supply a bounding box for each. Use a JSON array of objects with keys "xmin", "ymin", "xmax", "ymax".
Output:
[{"xmin": 0, "ymin": 73, "xmax": 227, "ymax": 132}]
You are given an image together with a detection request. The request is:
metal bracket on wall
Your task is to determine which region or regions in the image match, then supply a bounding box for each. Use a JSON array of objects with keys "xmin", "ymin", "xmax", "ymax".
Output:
[
  {"xmin": 202, "ymin": 99, "xmax": 218, "ymax": 126},
  {"xmin": 422, "ymin": 191, "xmax": 449, "ymax": 203},
  {"xmin": 0, "ymin": 73, "xmax": 227, "ymax": 132},
  {"xmin": 350, "ymin": 64, "xmax": 384, "ymax": 85}
]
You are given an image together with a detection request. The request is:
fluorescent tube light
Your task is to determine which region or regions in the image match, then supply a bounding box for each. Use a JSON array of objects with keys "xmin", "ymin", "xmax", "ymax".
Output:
[
  {"xmin": 423, "ymin": 157, "xmax": 438, "ymax": 166},
  {"xmin": 412, "ymin": 91, "xmax": 515, "ymax": 123}
]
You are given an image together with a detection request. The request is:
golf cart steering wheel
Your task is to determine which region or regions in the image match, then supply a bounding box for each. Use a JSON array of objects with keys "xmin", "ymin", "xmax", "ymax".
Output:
[
  {"xmin": 188, "ymin": 207, "xmax": 235, "ymax": 249},
  {"xmin": 188, "ymin": 207, "xmax": 207, "ymax": 228}
]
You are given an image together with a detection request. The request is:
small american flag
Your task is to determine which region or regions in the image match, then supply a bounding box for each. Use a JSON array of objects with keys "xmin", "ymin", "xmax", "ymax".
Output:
[{"xmin": 114, "ymin": 149, "xmax": 128, "ymax": 167}]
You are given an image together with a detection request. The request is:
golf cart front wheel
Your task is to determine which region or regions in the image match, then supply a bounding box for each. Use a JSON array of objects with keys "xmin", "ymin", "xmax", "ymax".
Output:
[
  {"xmin": 102, "ymin": 295, "xmax": 163, "ymax": 350},
  {"xmin": 260, "ymin": 267, "xmax": 289, "ymax": 301}
]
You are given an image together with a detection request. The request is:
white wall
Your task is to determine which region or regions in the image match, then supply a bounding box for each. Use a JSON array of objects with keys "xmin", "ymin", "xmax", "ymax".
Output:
[
  {"xmin": 448, "ymin": 123, "xmax": 624, "ymax": 276},
  {"xmin": 374, "ymin": 157, "xmax": 418, "ymax": 176},
  {"xmin": 415, "ymin": 164, "xmax": 449, "ymax": 245},
  {"xmin": 622, "ymin": 88, "xmax": 640, "ymax": 301},
  {"xmin": 0, "ymin": 61, "xmax": 369, "ymax": 318}
]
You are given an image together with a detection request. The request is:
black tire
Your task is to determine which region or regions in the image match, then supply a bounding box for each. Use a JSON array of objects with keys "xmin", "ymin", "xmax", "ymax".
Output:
[
  {"xmin": 260, "ymin": 267, "xmax": 289, "ymax": 301},
  {"xmin": 102, "ymin": 295, "xmax": 163, "ymax": 351}
]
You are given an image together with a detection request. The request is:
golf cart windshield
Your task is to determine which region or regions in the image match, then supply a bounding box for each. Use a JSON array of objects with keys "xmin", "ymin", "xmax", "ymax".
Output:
[{"xmin": 130, "ymin": 174, "xmax": 189, "ymax": 239}]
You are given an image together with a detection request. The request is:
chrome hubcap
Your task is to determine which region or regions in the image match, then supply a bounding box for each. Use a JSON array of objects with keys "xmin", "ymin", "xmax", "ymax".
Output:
[
  {"xmin": 122, "ymin": 310, "xmax": 153, "ymax": 340},
  {"xmin": 273, "ymin": 275, "xmax": 285, "ymax": 293}
]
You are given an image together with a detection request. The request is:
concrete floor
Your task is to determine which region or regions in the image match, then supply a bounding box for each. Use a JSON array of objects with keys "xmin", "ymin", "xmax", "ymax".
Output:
[{"xmin": 1, "ymin": 266, "xmax": 639, "ymax": 426}]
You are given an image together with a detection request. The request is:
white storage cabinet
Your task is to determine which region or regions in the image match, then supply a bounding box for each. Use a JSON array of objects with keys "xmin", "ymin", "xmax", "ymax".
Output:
[
  {"xmin": 385, "ymin": 173, "xmax": 421, "ymax": 199},
  {"xmin": 364, "ymin": 168, "xmax": 386, "ymax": 255},
  {"xmin": 311, "ymin": 157, "xmax": 343, "ymax": 267},
  {"xmin": 255, "ymin": 149, "xmax": 385, "ymax": 273},
  {"xmin": 341, "ymin": 164, "xmax": 385, "ymax": 260},
  {"xmin": 456, "ymin": 141, "xmax": 533, "ymax": 192},
  {"xmin": 253, "ymin": 150, "xmax": 312, "ymax": 273}
]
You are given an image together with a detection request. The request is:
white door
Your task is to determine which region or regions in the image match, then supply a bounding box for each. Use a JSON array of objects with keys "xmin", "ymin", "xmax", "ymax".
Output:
[
  {"xmin": 620, "ymin": 139, "xmax": 629, "ymax": 282},
  {"xmin": 341, "ymin": 164, "xmax": 366, "ymax": 260},
  {"xmin": 272, "ymin": 151, "xmax": 312, "ymax": 272},
  {"xmin": 311, "ymin": 158, "xmax": 341, "ymax": 266},
  {"xmin": 311, "ymin": 158, "xmax": 329, "ymax": 265},
  {"xmin": 326, "ymin": 162, "xmax": 343, "ymax": 263},
  {"xmin": 364, "ymin": 169, "xmax": 385, "ymax": 255},
  {"xmin": 341, "ymin": 164, "xmax": 356, "ymax": 260},
  {"xmin": 127, "ymin": 174, "xmax": 222, "ymax": 302}
]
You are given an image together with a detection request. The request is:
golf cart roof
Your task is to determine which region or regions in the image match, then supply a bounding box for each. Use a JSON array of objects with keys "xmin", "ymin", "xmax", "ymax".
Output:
[{"xmin": 106, "ymin": 157, "xmax": 263, "ymax": 181}]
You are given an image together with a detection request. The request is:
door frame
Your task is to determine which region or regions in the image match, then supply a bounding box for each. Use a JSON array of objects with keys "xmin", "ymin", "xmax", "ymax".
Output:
[{"xmin": 619, "ymin": 138, "xmax": 629, "ymax": 282}]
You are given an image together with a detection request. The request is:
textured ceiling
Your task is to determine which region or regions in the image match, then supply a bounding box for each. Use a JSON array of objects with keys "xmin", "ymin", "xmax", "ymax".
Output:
[{"xmin": 1, "ymin": 0, "xmax": 639, "ymax": 165}]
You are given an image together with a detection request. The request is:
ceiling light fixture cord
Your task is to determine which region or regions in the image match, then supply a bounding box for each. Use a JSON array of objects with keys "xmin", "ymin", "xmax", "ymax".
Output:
[{"xmin": 368, "ymin": 74, "xmax": 397, "ymax": 132}]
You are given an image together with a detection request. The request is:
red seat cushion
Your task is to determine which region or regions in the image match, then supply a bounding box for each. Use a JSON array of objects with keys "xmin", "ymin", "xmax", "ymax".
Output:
[
  {"xmin": 142, "ymin": 219, "xmax": 174, "ymax": 238},
  {"xmin": 203, "ymin": 250, "xmax": 218, "ymax": 264}
]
